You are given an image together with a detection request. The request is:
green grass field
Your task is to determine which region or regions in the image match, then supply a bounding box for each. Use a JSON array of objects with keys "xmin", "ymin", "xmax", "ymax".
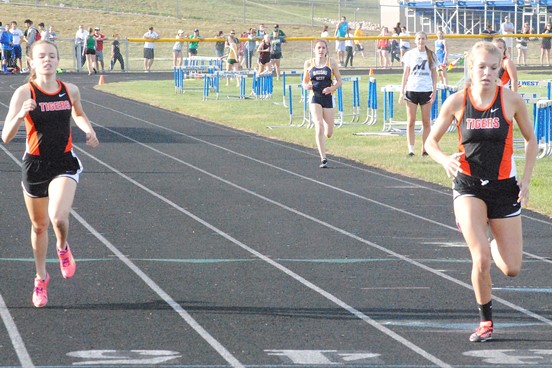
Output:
[{"xmin": 97, "ymin": 70, "xmax": 552, "ymax": 218}]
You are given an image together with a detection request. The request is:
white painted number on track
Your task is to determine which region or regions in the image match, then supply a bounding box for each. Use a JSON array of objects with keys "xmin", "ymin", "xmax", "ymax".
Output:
[
  {"xmin": 265, "ymin": 350, "xmax": 382, "ymax": 365},
  {"xmin": 66, "ymin": 350, "xmax": 181, "ymax": 365},
  {"xmin": 463, "ymin": 350, "xmax": 552, "ymax": 365}
]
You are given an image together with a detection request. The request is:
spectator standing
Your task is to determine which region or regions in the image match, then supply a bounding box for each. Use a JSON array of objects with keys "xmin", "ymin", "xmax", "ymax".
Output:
[
  {"xmin": 110, "ymin": 33, "xmax": 124, "ymax": 71},
  {"xmin": 399, "ymin": 25, "xmax": 410, "ymax": 61},
  {"xmin": 225, "ymin": 30, "xmax": 240, "ymax": 86},
  {"xmin": 1, "ymin": 24, "xmax": 14, "ymax": 74},
  {"xmin": 172, "ymin": 29, "xmax": 186, "ymax": 67},
  {"xmin": 344, "ymin": 30, "xmax": 354, "ymax": 67},
  {"xmin": 376, "ymin": 26, "xmax": 391, "ymax": 69},
  {"xmin": 435, "ymin": 27, "xmax": 449, "ymax": 85},
  {"xmin": 500, "ymin": 16, "xmax": 514, "ymax": 57},
  {"xmin": 516, "ymin": 22, "xmax": 532, "ymax": 66},
  {"xmin": 84, "ymin": 27, "xmax": 97, "ymax": 75},
  {"xmin": 321, "ymin": 25, "xmax": 329, "ymax": 38},
  {"xmin": 48, "ymin": 25, "xmax": 57, "ymax": 42},
  {"xmin": 38, "ymin": 23, "xmax": 49, "ymax": 41},
  {"xmin": 256, "ymin": 24, "xmax": 266, "ymax": 46},
  {"xmin": 214, "ymin": 31, "xmax": 225, "ymax": 58},
  {"xmin": 540, "ymin": 23, "xmax": 552, "ymax": 66},
  {"xmin": 188, "ymin": 28, "xmax": 202, "ymax": 59},
  {"xmin": 23, "ymin": 19, "xmax": 38, "ymax": 71},
  {"xmin": 10, "ymin": 21, "xmax": 24, "ymax": 73},
  {"xmin": 353, "ymin": 23, "xmax": 365, "ymax": 58},
  {"xmin": 390, "ymin": 26, "xmax": 401, "ymax": 66},
  {"xmin": 244, "ymin": 28, "xmax": 257, "ymax": 70},
  {"xmin": 481, "ymin": 24, "xmax": 497, "ymax": 42},
  {"xmin": 143, "ymin": 26, "xmax": 159, "ymax": 72},
  {"xmin": 93, "ymin": 27, "xmax": 106, "ymax": 73},
  {"xmin": 273, "ymin": 24, "xmax": 286, "ymax": 38},
  {"xmin": 334, "ymin": 16, "xmax": 349, "ymax": 66},
  {"xmin": 270, "ymin": 27, "xmax": 285, "ymax": 79},
  {"xmin": 74, "ymin": 24, "xmax": 87, "ymax": 72}
]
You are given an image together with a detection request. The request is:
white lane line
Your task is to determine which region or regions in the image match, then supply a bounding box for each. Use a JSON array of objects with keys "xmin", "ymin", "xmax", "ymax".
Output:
[
  {"xmin": 83, "ymin": 99, "xmax": 552, "ymax": 266},
  {"xmin": 0, "ymin": 146, "xmax": 34, "ymax": 368},
  {"xmin": 0, "ymin": 293, "xmax": 34, "ymax": 368},
  {"xmin": 69, "ymin": 212, "xmax": 245, "ymax": 368},
  {"xmin": 0, "ymin": 144, "xmax": 244, "ymax": 368},
  {"xmin": 84, "ymin": 95, "xmax": 552, "ymax": 227},
  {"xmin": 78, "ymin": 119, "xmax": 552, "ymax": 328},
  {"xmin": 73, "ymin": 145, "xmax": 453, "ymax": 368}
]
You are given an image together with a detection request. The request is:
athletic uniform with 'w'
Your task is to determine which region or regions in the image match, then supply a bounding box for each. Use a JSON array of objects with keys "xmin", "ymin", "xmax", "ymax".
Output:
[
  {"xmin": 453, "ymin": 86, "xmax": 520, "ymax": 218},
  {"xmin": 22, "ymin": 80, "xmax": 83, "ymax": 198}
]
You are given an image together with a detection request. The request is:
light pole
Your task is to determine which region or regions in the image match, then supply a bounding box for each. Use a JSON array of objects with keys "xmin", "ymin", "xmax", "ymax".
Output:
[{"xmin": 354, "ymin": 7, "xmax": 360, "ymax": 23}]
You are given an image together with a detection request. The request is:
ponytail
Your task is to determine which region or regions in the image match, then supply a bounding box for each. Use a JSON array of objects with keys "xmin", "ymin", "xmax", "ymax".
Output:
[{"xmin": 425, "ymin": 45, "xmax": 436, "ymax": 70}]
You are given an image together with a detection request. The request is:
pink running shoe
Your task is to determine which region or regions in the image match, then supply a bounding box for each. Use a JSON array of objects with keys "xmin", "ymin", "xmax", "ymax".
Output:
[
  {"xmin": 32, "ymin": 273, "xmax": 50, "ymax": 308},
  {"xmin": 469, "ymin": 321, "xmax": 493, "ymax": 342},
  {"xmin": 57, "ymin": 242, "xmax": 76, "ymax": 279}
]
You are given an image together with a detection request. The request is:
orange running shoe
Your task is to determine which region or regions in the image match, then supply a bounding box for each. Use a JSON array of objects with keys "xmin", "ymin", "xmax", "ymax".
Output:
[
  {"xmin": 469, "ymin": 321, "xmax": 493, "ymax": 342},
  {"xmin": 32, "ymin": 273, "xmax": 50, "ymax": 308},
  {"xmin": 57, "ymin": 242, "xmax": 76, "ymax": 279}
]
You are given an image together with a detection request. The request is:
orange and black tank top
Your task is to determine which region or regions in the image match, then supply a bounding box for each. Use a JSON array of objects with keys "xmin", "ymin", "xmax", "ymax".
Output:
[
  {"xmin": 456, "ymin": 86, "xmax": 516, "ymax": 180},
  {"xmin": 25, "ymin": 80, "xmax": 73, "ymax": 159},
  {"xmin": 498, "ymin": 56, "xmax": 511, "ymax": 88}
]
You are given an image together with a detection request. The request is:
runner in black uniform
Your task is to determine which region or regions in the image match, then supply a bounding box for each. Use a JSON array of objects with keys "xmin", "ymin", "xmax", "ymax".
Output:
[
  {"xmin": 302, "ymin": 39, "xmax": 342, "ymax": 168},
  {"xmin": 2, "ymin": 40, "xmax": 99, "ymax": 307},
  {"xmin": 425, "ymin": 41, "xmax": 537, "ymax": 342}
]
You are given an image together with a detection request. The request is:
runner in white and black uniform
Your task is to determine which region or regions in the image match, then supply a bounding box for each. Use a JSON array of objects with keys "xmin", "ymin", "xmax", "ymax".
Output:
[{"xmin": 399, "ymin": 31, "xmax": 437, "ymax": 157}]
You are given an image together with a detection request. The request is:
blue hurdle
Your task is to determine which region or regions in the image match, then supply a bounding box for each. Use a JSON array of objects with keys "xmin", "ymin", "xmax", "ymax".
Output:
[
  {"xmin": 335, "ymin": 76, "xmax": 361, "ymax": 127},
  {"xmin": 535, "ymin": 100, "xmax": 552, "ymax": 158},
  {"xmin": 281, "ymin": 70, "xmax": 301, "ymax": 107},
  {"xmin": 251, "ymin": 72, "xmax": 273, "ymax": 100},
  {"xmin": 362, "ymin": 77, "xmax": 378, "ymax": 125},
  {"xmin": 202, "ymin": 72, "xmax": 247, "ymax": 101},
  {"xmin": 267, "ymin": 84, "xmax": 309, "ymax": 129}
]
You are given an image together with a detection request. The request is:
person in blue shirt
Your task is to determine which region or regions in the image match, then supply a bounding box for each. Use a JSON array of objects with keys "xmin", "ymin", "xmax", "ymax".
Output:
[
  {"xmin": 0, "ymin": 24, "xmax": 14, "ymax": 74},
  {"xmin": 334, "ymin": 16, "xmax": 349, "ymax": 66}
]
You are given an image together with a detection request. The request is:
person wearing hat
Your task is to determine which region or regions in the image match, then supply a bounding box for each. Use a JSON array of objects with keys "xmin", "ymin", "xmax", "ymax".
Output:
[
  {"xmin": 188, "ymin": 28, "xmax": 202, "ymax": 59},
  {"xmin": 273, "ymin": 24, "xmax": 286, "ymax": 38},
  {"xmin": 173, "ymin": 29, "xmax": 186, "ymax": 67},
  {"xmin": 143, "ymin": 26, "xmax": 159, "ymax": 72},
  {"xmin": 93, "ymin": 26, "xmax": 106, "ymax": 73},
  {"xmin": 269, "ymin": 26, "xmax": 286, "ymax": 79},
  {"xmin": 500, "ymin": 16, "xmax": 514, "ymax": 57}
]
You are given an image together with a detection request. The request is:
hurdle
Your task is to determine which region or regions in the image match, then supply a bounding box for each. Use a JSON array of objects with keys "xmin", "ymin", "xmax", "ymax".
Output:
[
  {"xmin": 280, "ymin": 70, "xmax": 301, "ymax": 107},
  {"xmin": 251, "ymin": 72, "xmax": 273, "ymax": 100},
  {"xmin": 267, "ymin": 84, "xmax": 310, "ymax": 129},
  {"xmin": 181, "ymin": 57, "xmax": 223, "ymax": 76},
  {"xmin": 202, "ymin": 72, "xmax": 247, "ymax": 101},
  {"xmin": 534, "ymin": 100, "xmax": 552, "ymax": 158},
  {"xmin": 362, "ymin": 77, "xmax": 378, "ymax": 125},
  {"xmin": 335, "ymin": 76, "xmax": 361, "ymax": 128}
]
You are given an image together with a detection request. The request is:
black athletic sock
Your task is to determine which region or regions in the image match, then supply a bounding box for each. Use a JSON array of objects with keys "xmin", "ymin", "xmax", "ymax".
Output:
[{"xmin": 478, "ymin": 300, "xmax": 493, "ymax": 323}]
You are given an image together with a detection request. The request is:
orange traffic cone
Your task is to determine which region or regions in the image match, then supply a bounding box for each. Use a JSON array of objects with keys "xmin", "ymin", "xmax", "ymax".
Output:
[
  {"xmin": 369, "ymin": 68, "xmax": 374, "ymax": 76},
  {"xmin": 98, "ymin": 75, "xmax": 105, "ymax": 85}
]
